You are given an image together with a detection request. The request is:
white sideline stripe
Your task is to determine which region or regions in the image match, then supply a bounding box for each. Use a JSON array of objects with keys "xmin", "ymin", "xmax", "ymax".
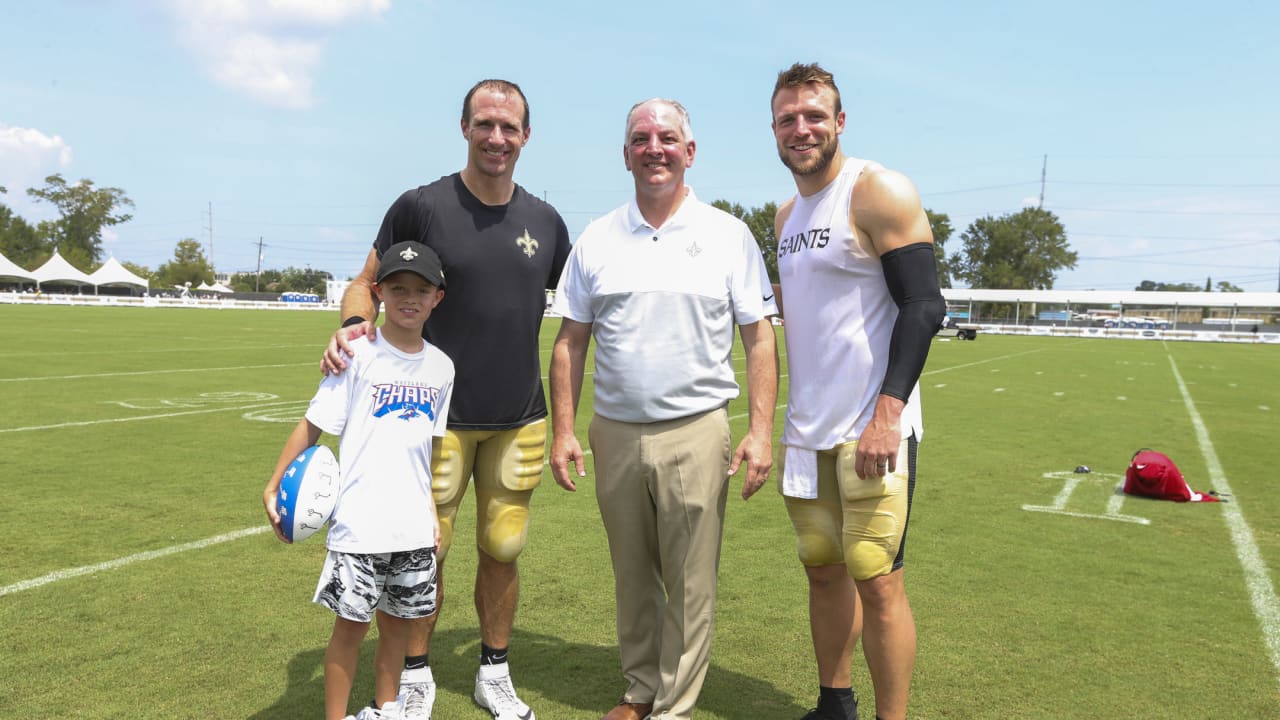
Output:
[
  {"xmin": 1, "ymin": 362, "xmax": 311, "ymax": 382},
  {"xmin": 0, "ymin": 400, "xmax": 300, "ymax": 434},
  {"xmin": 1167, "ymin": 351, "xmax": 1280, "ymax": 689},
  {"xmin": 0, "ymin": 526, "xmax": 270, "ymax": 598}
]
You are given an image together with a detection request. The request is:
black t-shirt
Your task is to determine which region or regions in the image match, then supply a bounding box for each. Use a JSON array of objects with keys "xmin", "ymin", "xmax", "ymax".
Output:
[{"xmin": 374, "ymin": 174, "xmax": 571, "ymax": 430}]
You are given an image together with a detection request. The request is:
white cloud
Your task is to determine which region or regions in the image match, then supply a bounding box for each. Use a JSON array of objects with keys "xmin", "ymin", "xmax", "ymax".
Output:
[
  {"xmin": 0, "ymin": 123, "xmax": 74, "ymax": 218},
  {"xmin": 164, "ymin": 0, "xmax": 390, "ymax": 109}
]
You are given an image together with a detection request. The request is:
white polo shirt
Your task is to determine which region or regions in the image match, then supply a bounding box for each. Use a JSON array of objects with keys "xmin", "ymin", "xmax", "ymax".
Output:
[{"xmin": 552, "ymin": 188, "xmax": 777, "ymax": 423}]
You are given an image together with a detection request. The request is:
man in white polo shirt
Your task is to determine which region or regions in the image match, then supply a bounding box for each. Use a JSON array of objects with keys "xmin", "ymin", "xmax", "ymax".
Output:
[{"xmin": 548, "ymin": 98, "xmax": 779, "ymax": 720}]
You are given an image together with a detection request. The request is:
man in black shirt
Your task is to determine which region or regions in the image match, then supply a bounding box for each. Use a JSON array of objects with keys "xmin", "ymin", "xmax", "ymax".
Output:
[{"xmin": 323, "ymin": 79, "xmax": 570, "ymax": 720}]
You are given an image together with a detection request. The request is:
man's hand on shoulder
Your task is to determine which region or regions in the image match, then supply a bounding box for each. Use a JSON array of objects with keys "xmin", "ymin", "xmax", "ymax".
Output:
[{"xmin": 321, "ymin": 321, "xmax": 376, "ymax": 375}]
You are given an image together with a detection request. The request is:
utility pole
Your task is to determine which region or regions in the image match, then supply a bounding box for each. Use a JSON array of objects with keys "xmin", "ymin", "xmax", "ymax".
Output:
[
  {"xmin": 254, "ymin": 237, "xmax": 266, "ymax": 292},
  {"xmin": 205, "ymin": 202, "xmax": 215, "ymax": 275},
  {"xmin": 1038, "ymin": 154, "xmax": 1047, "ymax": 209}
]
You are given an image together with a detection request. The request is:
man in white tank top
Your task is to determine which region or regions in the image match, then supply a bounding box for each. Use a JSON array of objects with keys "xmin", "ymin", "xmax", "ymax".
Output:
[{"xmin": 771, "ymin": 63, "xmax": 946, "ymax": 720}]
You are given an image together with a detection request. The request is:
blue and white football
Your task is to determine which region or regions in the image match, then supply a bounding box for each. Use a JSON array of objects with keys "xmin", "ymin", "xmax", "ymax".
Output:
[{"xmin": 276, "ymin": 444, "xmax": 340, "ymax": 542}]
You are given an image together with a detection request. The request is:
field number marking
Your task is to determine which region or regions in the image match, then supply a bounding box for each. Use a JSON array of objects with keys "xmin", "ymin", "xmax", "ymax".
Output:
[
  {"xmin": 0, "ymin": 399, "xmax": 303, "ymax": 434},
  {"xmin": 1022, "ymin": 471, "xmax": 1150, "ymax": 525},
  {"xmin": 105, "ymin": 391, "xmax": 280, "ymax": 410}
]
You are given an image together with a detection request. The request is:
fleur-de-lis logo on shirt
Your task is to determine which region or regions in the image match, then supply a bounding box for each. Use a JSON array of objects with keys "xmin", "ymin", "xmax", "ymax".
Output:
[
  {"xmin": 516, "ymin": 228, "xmax": 539, "ymax": 258},
  {"xmin": 686, "ymin": 240, "xmax": 702, "ymax": 258}
]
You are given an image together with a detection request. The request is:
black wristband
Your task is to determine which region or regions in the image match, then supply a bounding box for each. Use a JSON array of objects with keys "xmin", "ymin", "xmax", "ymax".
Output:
[{"xmin": 341, "ymin": 315, "xmax": 366, "ymax": 328}]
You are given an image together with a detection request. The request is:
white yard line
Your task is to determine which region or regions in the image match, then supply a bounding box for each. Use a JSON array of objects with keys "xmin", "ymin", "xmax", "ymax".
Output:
[
  {"xmin": 1, "ymin": 362, "xmax": 312, "ymax": 383},
  {"xmin": 1167, "ymin": 350, "xmax": 1280, "ymax": 689},
  {"xmin": 921, "ymin": 344, "xmax": 1067, "ymax": 376},
  {"xmin": 0, "ymin": 527, "xmax": 270, "ymax": 598},
  {"xmin": 0, "ymin": 400, "xmax": 300, "ymax": 434}
]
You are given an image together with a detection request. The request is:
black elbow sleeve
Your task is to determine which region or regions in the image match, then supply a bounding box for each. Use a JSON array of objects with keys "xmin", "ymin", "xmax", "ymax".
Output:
[{"xmin": 879, "ymin": 243, "xmax": 947, "ymax": 402}]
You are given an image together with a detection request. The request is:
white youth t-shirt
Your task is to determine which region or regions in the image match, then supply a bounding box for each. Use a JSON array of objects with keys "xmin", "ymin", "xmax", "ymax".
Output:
[{"xmin": 305, "ymin": 336, "xmax": 453, "ymax": 554}]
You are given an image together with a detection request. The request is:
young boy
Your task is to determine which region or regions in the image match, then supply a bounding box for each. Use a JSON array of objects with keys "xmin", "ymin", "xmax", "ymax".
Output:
[{"xmin": 264, "ymin": 241, "xmax": 454, "ymax": 720}]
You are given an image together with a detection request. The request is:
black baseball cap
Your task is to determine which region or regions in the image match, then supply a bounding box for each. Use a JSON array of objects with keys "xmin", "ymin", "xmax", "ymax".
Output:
[{"xmin": 376, "ymin": 242, "xmax": 446, "ymax": 287}]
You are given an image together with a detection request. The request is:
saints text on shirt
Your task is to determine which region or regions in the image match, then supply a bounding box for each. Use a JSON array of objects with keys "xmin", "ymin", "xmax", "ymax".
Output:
[{"xmin": 778, "ymin": 227, "xmax": 831, "ymax": 257}]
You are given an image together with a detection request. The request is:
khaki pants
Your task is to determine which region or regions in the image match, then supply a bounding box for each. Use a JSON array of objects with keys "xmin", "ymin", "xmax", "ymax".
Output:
[{"xmin": 589, "ymin": 407, "xmax": 731, "ymax": 720}]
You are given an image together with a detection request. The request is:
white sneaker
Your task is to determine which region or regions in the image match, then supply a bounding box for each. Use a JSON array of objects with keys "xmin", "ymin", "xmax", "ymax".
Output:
[
  {"xmin": 398, "ymin": 666, "xmax": 435, "ymax": 720},
  {"xmin": 354, "ymin": 700, "xmax": 402, "ymax": 720},
  {"xmin": 474, "ymin": 662, "xmax": 534, "ymax": 720}
]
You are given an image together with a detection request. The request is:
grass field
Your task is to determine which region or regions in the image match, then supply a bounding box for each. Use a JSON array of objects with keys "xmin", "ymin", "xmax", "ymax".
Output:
[{"xmin": 1, "ymin": 304, "xmax": 1277, "ymax": 719}]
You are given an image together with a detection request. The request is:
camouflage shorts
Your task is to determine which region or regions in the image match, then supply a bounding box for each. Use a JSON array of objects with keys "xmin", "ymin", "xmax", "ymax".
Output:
[{"xmin": 312, "ymin": 546, "xmax": 438, "ymax": 622}]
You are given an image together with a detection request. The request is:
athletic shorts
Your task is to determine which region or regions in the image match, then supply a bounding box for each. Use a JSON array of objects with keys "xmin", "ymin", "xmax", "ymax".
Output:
[
  {"xmin": 313, "ymin": 546, "xmax": 438, "ymax": 622},
  {"xmin": 778, "ymin": 435, "xmax": 918, "ymax": 580},
  {"xmin": 431, "ymin": 419, "xmax": 546, "ymax": 563}
]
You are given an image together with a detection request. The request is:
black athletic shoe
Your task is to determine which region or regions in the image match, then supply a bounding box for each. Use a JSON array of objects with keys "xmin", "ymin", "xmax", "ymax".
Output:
[{"xmin": 798, "ymin": 694, "xmax": 859, "ymax": 720}]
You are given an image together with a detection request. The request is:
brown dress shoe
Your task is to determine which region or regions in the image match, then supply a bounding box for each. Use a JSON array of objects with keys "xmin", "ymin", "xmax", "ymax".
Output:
[{"xmin": 601, "ymin": 700, "xmax": 654, "ymax": 720}]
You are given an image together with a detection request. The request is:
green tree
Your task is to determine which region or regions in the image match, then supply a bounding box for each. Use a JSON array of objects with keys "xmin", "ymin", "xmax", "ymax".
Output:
[
  {"xmin": 229, "ymin": 272, "xmax": 258, "ymax": 292},
  {"xmin": 229, "ymin": 266, "xmax": 333, "ymax": 294},
  {"xmin": 256, "ymin": 269, "xmax": 285, "ymax": 292},
  {"xmin": 1135, "ymin": 280, "xmax": 1200, "ymax": 292},
  {"xmin": 0, "ymin": 202, "xmax": 46, "ymax": 269},
  {"xmin": 711, "ymin": 199, "xmax": 779, "ymax": 282},
  {"xmin": 154, "ymin": 238, "xmax": 214, "ymax": 289},
  {"xmin": 279, "ymin": 266, "xmax": 333, "ymax": 295},
  {"xmin": 1215, "ymin": 280, "xmax": 1243, "ymax": 292},
  {"xmin": 952, "ymin": 207, "xmax": 1076, "ymax": 290},
  {"xmin": 926, "ymin": 208, "xmax": 954, "ymax": 289},
  {"xmin": 121, "ymin": 261, "xmax": 153, "ymax": 280},
  {"xmin": 26, "ymin": 174, "xmax": 134, "ymax": 269}
]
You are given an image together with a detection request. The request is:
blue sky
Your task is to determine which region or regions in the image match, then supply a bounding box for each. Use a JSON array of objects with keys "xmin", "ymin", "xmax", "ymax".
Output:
[{"xmin": 3, "ymin": 0, "xmax": 1277, "ymax": 291}]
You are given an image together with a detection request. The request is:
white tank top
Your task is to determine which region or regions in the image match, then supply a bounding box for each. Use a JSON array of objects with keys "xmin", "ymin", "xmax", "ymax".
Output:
[{"xmin": 778, "ymin": 158, "xmax": 923, "ymax": 450}]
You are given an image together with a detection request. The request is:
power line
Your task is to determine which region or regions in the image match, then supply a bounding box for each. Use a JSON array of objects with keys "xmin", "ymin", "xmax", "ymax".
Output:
[
  {"xmin": 1052, "ymin": 180, "xmax": 1280, "ymax": 189},
  {"xmin": 922, "ymin": 181, "xmax": 1038, "ymax": 197},
  {"xmin": 1038, "ymin": 155, "xmax": 1046, "ymax": 209},
  {"xmin": 1070, "ymin": 233, "xmax": 1276, "ymax": 243},
  {"xmin": 1076, "ymin": 238, "xmax": 1279, "ymax": 259},
  {"xmin": 1051, "ymin": 205, "xmax": 1280, "ymax": 217},
  {"xmin": 1074, "ymin": 257, "xmax": 1263, "ymax": 269}
]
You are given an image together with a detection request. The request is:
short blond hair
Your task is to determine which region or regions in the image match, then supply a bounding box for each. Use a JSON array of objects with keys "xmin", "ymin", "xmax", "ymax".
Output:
[{"xmin": 772, "ymin": 62, "xmax": 842, "ymax": 115}]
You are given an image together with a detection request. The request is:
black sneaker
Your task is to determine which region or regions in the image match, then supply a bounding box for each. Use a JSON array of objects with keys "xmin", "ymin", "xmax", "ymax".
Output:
[{"xmin": 798, "ymin": 693, "xmax": 859, "ymax": 720}]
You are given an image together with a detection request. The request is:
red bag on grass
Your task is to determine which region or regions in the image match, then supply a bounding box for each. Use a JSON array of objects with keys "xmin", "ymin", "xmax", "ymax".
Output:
[{"xmin": 1123, "ymin": 449, "xmax": 1220, "ymax": 502}]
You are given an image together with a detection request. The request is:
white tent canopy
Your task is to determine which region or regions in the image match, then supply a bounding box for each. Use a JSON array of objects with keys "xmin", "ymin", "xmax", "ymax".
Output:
[
  {"xmin": 88, "ymin": 256, "xmax": 148, "ymax": 289},
  {"xmin": 0, "ymin": 249, "xmax": 36, "ymax": 282},
  {"xmin": 31, "ymin": 250, "xmax": 93, "ymax": 288},
  {"xmin": 196, "ymin": 281, "xmax": 233, "ymax": 293}
]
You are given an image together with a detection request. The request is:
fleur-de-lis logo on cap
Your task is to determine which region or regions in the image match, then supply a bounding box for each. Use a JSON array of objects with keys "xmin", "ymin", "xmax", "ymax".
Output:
[
  {"xmin": 516, "ymin": 229, "xmax": 539, "ymax": 258},
  {"xmin": 400, "ymin": 246, "xmax": 418, "ymax": 261}
]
